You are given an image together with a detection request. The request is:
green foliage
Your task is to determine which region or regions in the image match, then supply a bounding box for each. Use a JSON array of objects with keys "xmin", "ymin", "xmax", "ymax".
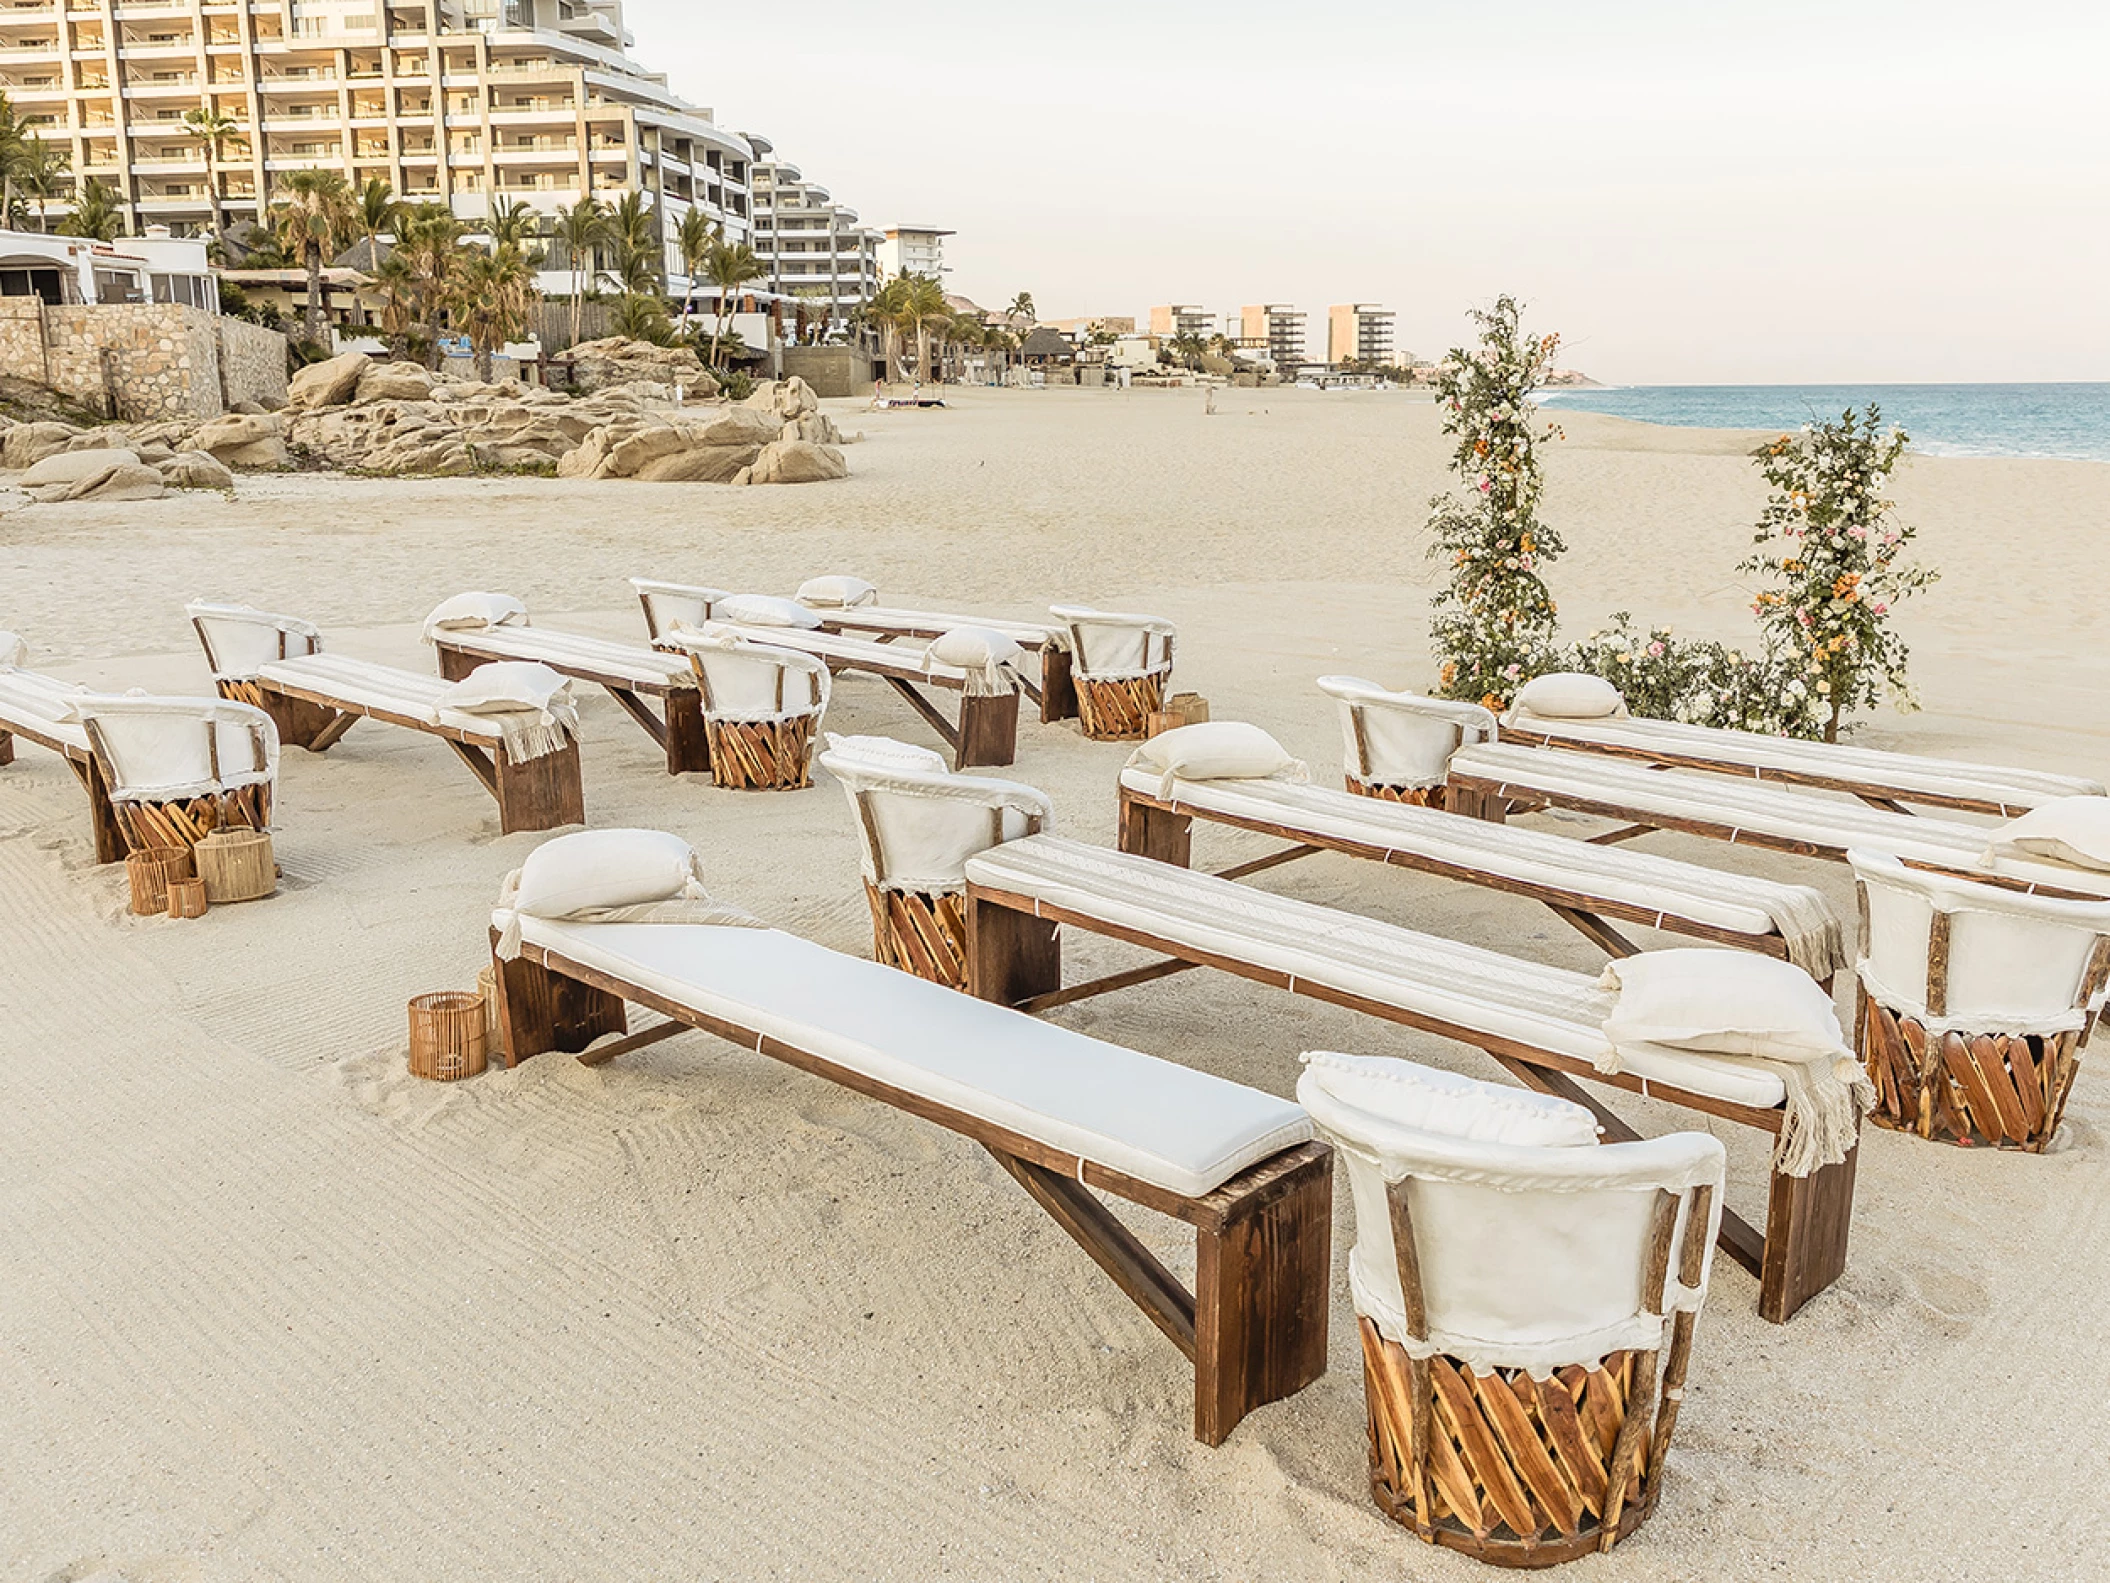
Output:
[
  {"xmin": 1561, "ymin": 615, "xmax": 1821, "ymax": 737},
  {"xmin": 718, "ymin": 369, "xmax": 755, "ymax": 402},
  {"xmin": 1743, "ymin": 408, "xmax": 1936, "ymax": 740},
  {"xmin": 609, "ymin": 291, "xmax": 674, "ymax": 345},
  {"xmin": 57, "ymin": 174, "xmax": 122, "ymax": 241},
  {"xmin": 1425, "ymin": 295, "xmax": 1566, "ymax": 709}
]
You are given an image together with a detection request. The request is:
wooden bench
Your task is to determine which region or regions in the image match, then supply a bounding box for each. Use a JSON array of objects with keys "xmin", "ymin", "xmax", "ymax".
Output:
[
  {"xmin": 1115, "ymin": 769, "xmax": 1847, "ymax": 982},
  {"xmin": 0, "ymin": 669, "xmax": 128, "ymax": 862},
  {"xmin": 253, "ymin": 654, "xmax": 584, "ymax": 835},
  {"xmin": 806, "ymin": 605, "xmax": 1078, "ymax": 724},
  {"xmin": 489, "ymin": 913, "xmax": 1331, "ymax": 1445},
  {"xmin": 963, "ymin": 834, "xmax": 1859, "ymax": 1325},
  {"xmin": 431, "ymin": 625, "xmax": 708, "ymax": 775},
  {"xmin": 667, "ymin": 624, "xmax": 1021, "ymax": 770}
]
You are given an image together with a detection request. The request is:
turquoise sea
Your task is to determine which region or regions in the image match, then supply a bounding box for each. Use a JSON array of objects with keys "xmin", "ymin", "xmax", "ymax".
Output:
[{"xmin": 1535, "ymin": 383, "xmax": 2110, "ymax": 463}]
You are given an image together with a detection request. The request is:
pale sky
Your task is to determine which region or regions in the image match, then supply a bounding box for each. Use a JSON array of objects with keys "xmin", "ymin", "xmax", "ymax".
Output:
[{"xmin": 624, "ymin": 0, "xmax": 2109, "ymax": 384}]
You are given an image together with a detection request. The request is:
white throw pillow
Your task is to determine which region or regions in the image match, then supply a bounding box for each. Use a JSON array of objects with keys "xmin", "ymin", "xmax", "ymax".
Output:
[
  {"xmin": 796, "ymin": 575, "xmax": 879, "ymax": 609},
  {"xmin": 424, "ymin": 592, "xmax": 528, "ymax": 634},
  {"xmin": 0, "ymin": 630, "xmax": 26, "ymax": 670},
  {"xmin": 514, "ymin": 828, "xmax": 697, "ymax": 916},
  {"xmin": 823, "ymin": 733, "xmax": 950, "ymax": 772},
  {"xmin": 1513, "ymin": 672, "xmax": 1626, "ymax": 719},
  {"xmin": 1601, "ymin": 949, "xmax": 1844, "ymax": 1057},
  {"xmin": 438, "ymin": 660, "xmax": 572, "ymax": 715},
  {"xmin": 1985, "ymin": 797, "xmax": 2110, "ymax": 873},
  {"xmin": 1300, "ymin": 1051, "xmax": 1599, "ymax": 1147},
  {"xmin": 1124, "ymin": 721, "xmax": 1305, "ymax": 790},
  {"xmin": 716, "ymin": 593, "xmax": 823, "ymax": 629},
  {"xmin": 927, "ymin": 626, "xmax": 1023, "ymax": 672}
]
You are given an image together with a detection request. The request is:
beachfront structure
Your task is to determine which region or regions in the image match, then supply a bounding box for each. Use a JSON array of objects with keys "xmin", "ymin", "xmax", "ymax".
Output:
[
  {"xmin": 750, "ymin": 156, "xmax": 882, "ymax": 334},
  {"xmin": 0, "ymin": 0, "xmax": 757, "ymax": 295},
  {"xmin": 0, "ymin": 225, "xmax": 216, "ymax": 308},
  {"xmin": 1239, "ymin": 304, "xmax": 1306, "ymax": 365},
  {"xmin": 876, "ymin": 225, "xmax": 951, "ymax": 283},
  {"xmin": 1327, "ymin": 303, "xmax": 1395, "ymax": 366},
  {"xmin": 1148, "ymin": 304, "xmax": 1211, "ymax": 339}
]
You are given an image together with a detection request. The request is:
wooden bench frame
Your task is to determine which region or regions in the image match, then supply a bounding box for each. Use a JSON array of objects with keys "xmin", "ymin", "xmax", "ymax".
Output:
[
  {"xmin": 432, "ymin": 635, "xmax": 709, "ymax": 776},
  {"xmin": 963, "ymin": 871, "xmax": 1856, "ymax": 1326},
  {"xmin": 1496, "ymin": 719, "xmax": 2079, "ymax": 818},
  {"xmin": 812, "ymin": 609, "xmax": 1079, "ymax": 725},
  {"xmin": 488, "ymin": 931, "xmax": 1332, "ymax": 1445},
  {"xmin": 0, "ymin": 713, "xmax": 129, "ymax": 863},
  {"xmin": 1117, "ymin": 781, "xmax": 1827, "ymax": 978},
  {"xmin": 253, "ymin": 673, "xmax": 584, "ymax": 835}
]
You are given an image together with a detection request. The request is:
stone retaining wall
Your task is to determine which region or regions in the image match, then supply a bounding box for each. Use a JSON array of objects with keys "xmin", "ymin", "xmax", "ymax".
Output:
[{"xmin": 0, "ymin": 302, "xmax": 287, "ymax": 420}]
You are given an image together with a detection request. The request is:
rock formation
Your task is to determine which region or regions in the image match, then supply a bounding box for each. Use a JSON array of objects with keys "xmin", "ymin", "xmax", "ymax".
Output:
[
  {"xmin": 19, "ymin": 447, "xmax": 167, "ymax": 502},
  {"xmin": 564, "ymin": 337, "xmax": 718, "ymax": 399}
]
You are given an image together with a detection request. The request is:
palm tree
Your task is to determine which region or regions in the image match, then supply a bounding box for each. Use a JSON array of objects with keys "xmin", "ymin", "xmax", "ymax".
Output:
[
  {"xmin": 609, "ymin": 291, "xmax": 672, "ymax": 346},
  {"xmin": 487, "ymin": 196, "xmax": 539, "ymax": 250},
  {"xmin": 603, "ymin": 190, "xmax": 660, "ymax": 297},
  {"xmin": 394, "ymin": 202, "xmax": 466, "ymax": 366},
  {"xmin": 550, "ymin": 196, "xmax": 606, "ymax": 350},
  {"xmin": 703, "ymin": 235, "xmax": 765, "ymax": 368},
  {"xmin": 57, "ymin": 175, "xmax": 122, "ymax": 242},
  {"xmin": 352, "ymin": 176, "xmax": 398, "ymax": 269},
  {"xmin": 451, "ymin": 242, "xmax": 540, "ymax": 383},
  {"xmin": 371, "ymin": 249, "xmax": 421, "ymax": 360},
  {"xmin": 0, "ymin": 93, "xmax": 25, "ymax": 225},
  {"xmin": 18, "ymin": 135, "xmax": 69, "ymax": 232},
  {"xmin": 271, "ymin": 169, "xmax": 357, "ymax": 344},
  {"xmin": 1006, "ymin": 290, "xmax": 1035, "ymax": 329},
  {"xmin": 889, "ymin": 273, "xmax": 948, "ymax": 385},
  {"xmin": 180, "ymin": 106, "xmax": 240, "ymax": 253},
  {"xmin": 673, "ymin": 208, "xmax": 718, "ymax": 329}
]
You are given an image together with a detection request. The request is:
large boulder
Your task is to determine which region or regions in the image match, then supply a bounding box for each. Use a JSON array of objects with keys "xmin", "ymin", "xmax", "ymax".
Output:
[
  {"xmin": 192, "ymin": 411, "xmax": 289, "ymax": 470},
  {"xmin": 288, "ymin": 351, "xmax": 372, "ymax": 410},
  {"xmin": 774, "ymin": 376, "xmax": 819, "ymax": 419},
  {"xmin": 354, "ymin": 361, "xmax": 435, "ymax": 404},
  {"xmin": 3, "ymin": 421, "xmax": 83, "ymax": 470},
  {"xmin": 24, "ymin": 454, "xmax": 167, "ymax": 503},
  {"xmin": 745, "ymin": 438, "xmax": 848, "ymax": 485},
  {"xmin": 632, "ymin": 446, "xmax": 755, "ymax": 484},
  {"xmin": 22, "ymin": 447, "xmax": 141, "ymax": 488},
  {"xmin": 159, "ymin": 450, "xmax": 236, "ymax": 491},
  {"xmin": 782, "ymin": 412, "xmax": 843, "ymax": 446},
  {"xmin": 565, "ymin": 337, "xmax": 717, "ymax": 399}
]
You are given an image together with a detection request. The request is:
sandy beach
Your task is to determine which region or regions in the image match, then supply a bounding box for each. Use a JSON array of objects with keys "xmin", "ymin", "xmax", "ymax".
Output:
[{"xmin": 3, "ymin": 386, "xmax": 2106, "ymax": 1581}]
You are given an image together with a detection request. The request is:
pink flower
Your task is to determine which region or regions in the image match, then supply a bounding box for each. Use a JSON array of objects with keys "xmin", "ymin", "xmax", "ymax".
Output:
[
  {"xmin": 1646, "ymin": 642, "xmax": 1665, "ymax": 658},
  {"xmin": 1870, "ymin": 600, "xmax": 1889, "ymax": 615}
]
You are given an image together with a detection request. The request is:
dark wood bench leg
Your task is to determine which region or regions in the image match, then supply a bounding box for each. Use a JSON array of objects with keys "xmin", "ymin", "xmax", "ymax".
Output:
[
  {"xmin": 1041, "ymin": 648, "xmax": 1078, "ymax": 723},
  {"xmin": 1193, "ymin": 1146, "xmax": 1333, "ymax": 1445},
  {"xmin": 488, "ymin": 938, "xmax": 628, "ymax": 1066},
  {"xmin": 1759, "ymin": 1138, "xmax": 1858, "ymax": 1323},
  {"xmin": 955, "ymin": 691, "xmax": 1019, "ymax": 769},
  {"xmin": 1117, "ymin": 788, "xmax": 1192, "ymax": 867},
  {"xmin": 966, "ymin": 891, "xmax": 1061, "ymax": 1006},
  {"xmin": 0, "ymin": 728, "xmax": 13, "ymax": 767},
  {"xmin": 436, "ymin": 645, "xmax": 487, "ymax": 683},
  {"xmin": 663, "ymin": 689, "xmax": 712, "ymax": 774},
  {"xmin": 493, "ymin": 740, "xmax": 586, "ymax": 834},
  {"xmin": 72, "ymin": 755, "xmax": 128, "ymax": 864}
]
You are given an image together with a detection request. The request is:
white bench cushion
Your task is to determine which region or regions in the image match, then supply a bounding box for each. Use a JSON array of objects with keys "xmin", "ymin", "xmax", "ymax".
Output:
[
  {"xmin": 704, "ymin": 623, "xmax": 978, "ymax": 686},
  {"xmin": 966, "ymin": 836, "xmax": 1788, "ymax": 1112},
  {"xmin": 1498, "ymin": 713, "xmax": 2103, "ymax": 812},
  {"xmin": 260, "ymin": 653, "xmax": 515, "ymax": 743},
  {"xmin": 510, "ymin": 916, "xmax": 1314, "ymax": 1199},
  {"xmin": 0, "ymin": 670, "xmax": 91, "ymax": 755},
  {"xmin": 816, "ymin": 604, "xmax": 1065, "ymax": 651},
  {"xmin": 437, "ymin": 626, "xmax": 696, "ymax": 690}
]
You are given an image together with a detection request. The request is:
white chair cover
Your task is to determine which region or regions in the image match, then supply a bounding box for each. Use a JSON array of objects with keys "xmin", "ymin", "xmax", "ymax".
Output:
[
  {"xmin": 632, "ymin": 578, "xmax": 730, "ymax": 642},
  {"xmin": 1299, "ymin": 1069, "xmax": 1725, "ymax": 1379},
  {"xmin": 186, "ymin": 603, "xmax": 323, "ymax": 683},
  {"xmin": 76, "ymin": 694, "xmax": 280, "ymax": 802},
  {"xmin": 821, "ymin": 745, "xmax": 1054, "ymax": 893},
  {"xmin": 1319, "ymin": 676, "xmax": 1497, "ymax": 792},
  {"xmin": 671, "ymin": 625, "xmax": 831, "ymax": 724},
  {"xmin": 1849, "ymin": 849, "xmax": 2110, "ymax": 1039},
  {"xmin": 1047, "ymin": 605, "xmax": 1176, "ymax": 682}
]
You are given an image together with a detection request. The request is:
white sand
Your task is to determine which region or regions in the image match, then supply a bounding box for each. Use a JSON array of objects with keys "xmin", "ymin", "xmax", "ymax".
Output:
[{"xmin": 2, "ymin": 388, "xmax": 2105, "ymax": 1581}]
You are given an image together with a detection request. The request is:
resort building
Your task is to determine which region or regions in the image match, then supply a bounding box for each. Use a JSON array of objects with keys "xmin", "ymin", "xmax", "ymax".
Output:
[
  {"xmin": 750, "ymin": 153, "xmax": 882, "ymax": 335},
  {"xmin": 0, "ymin": 0, "xmax": 758, "ymax": 297},
  {"xmin": 0, "ymin": 225, "xmax": 217, "ymax": 308},
  {"xmin": 876, "ymin": 225, "xmax": 951, "ymax": 283},
  {"xmin": 1238, "ymin": 304, "xmax": 1306, "ymax": 365},
  {"xmin": 1327, "ymin": 303, "xmax": 1396, "ymax": 366},
  {"xmin": 1148, "ymin": 304, "xmax": 1211, "ymax": 339}
]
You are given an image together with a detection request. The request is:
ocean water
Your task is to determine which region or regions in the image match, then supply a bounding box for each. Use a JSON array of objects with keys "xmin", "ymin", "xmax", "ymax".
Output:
[{"xmin": 1536, "ymin": 383, "xmax": 2110, "ymax": 463}]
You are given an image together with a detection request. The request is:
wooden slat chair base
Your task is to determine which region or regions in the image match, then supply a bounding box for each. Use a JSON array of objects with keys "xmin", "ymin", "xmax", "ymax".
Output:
[
  {"xmin": 1345, "ymin": 776, "xmax": 1443, "ymax": 809},
  {"xmin": 216, "ymin": 678, "xmax": 342, "ymax": 752},
  {"xmin": 113, "ymin": 783, "xmax": 272, "ymax": 853},
  {"xmin": 865, "ymin": 882, "xmax": 969, "ymax": 989},
  {"xmin": 1860, "ymin": 998, "xmax": 2082, "ymax": 1152},
  {"xmin": 1076, "ymin": 673, "xmax": 1167, "ymax": 741},
  {"xmin": 707, "ymin": 716, "xmax": 817, "ymax": 791},
  {"xmin": 1361, "ymin": 1322, "xmax": 1672, "ymax": 1567}
]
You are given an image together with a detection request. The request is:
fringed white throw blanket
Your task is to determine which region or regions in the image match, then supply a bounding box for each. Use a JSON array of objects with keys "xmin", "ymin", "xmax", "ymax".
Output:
[
  {"xmin": 424, "ymin": 592, "xmax": 530, "ymax": 639},
  {"xmin": 925, "ymin": 627, "xmax": 1023, "ymax": 697},
  {"xmin": 494, "ymin": 836, "xmax": 767, "ymax": 959},
  {"xmin": 1600, "ymin": 952, "xmax": 1874, "ymax": 1176},
  {"xmin": 437, "ymin": 661, "xmax": 579, "ymax": 763}
]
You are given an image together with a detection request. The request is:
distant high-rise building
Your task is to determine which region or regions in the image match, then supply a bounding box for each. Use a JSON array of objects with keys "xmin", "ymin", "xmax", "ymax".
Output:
[
  {"xmin": 1239, "ymin": 304, "xmax": 1306, "ymax": 364},
  {"xmin": 1148, "ymin": 304, "xmax": 1212, "ymax": 339},
  {"xmin": 876, "ymin": 225, "xmax": 952, "ymax": 282},
  {"xmin": 0, "ymin": 0, "xmax": 762, "ymax": 299},
  {"xmin": 750, "ymin": 152, "xmax": 881, "ymax": 333},
  {"xmin": 1328, "ymin": 303, "xmax": 1396, "ymax": 366}
]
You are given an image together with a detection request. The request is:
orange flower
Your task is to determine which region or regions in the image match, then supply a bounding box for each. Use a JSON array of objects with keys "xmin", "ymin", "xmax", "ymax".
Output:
[{"xmin": 1480, "ymin": 692, "xmax": 1504, "ymax": 712}]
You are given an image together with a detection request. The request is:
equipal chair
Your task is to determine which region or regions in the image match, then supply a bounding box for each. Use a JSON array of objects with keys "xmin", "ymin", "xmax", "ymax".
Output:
[
  {"xmin": 1298, "ymin": 1052, "xmax": 1725, "ymax": 1566},
  {"xmin": 1319, "ymin": 677, "xmax": 1498, "ymax": 806},
  {"xmin": 77, "ymin": 693, "xmax": 279, "ymax": 852},
  {"xmin": 1048, "ymin": 605, "xmax": 1176, "ymax": 740},
  {"xmin": 680, "ymin": 625, "xmax": 832, "ymax": 790}
]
